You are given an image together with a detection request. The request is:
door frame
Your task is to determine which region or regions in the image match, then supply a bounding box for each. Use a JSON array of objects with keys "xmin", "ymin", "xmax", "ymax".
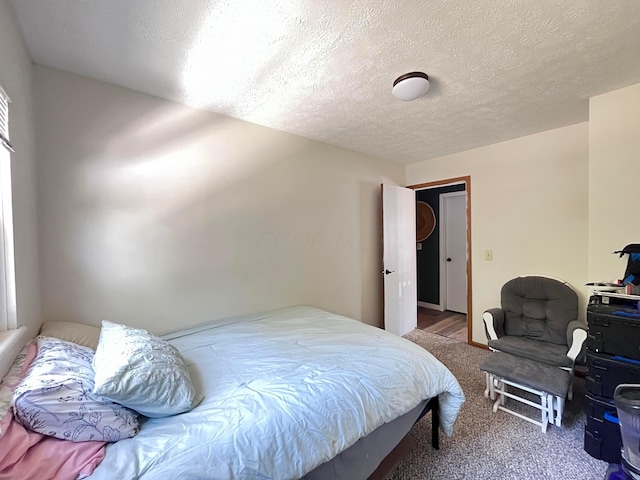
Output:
[
  {"xmin": 439, "ymin": 191, "xmax": 467, "ymax": 314},
  {"xmin": 408, "ymin": 175, "xmax": 476, "ymax": 347}
]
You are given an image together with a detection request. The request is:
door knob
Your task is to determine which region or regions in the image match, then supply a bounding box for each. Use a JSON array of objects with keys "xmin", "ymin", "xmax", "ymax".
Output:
[
  {"xmin": 381, "ymin": 269, "xmax": 395, "ymax": 275},
  {"xmin": 446, "ymin": 258, "xmax": 452, "ymax": 262}
]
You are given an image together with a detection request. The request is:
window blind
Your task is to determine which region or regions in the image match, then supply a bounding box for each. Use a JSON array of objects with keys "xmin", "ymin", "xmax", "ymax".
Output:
[{"xmin": 0, "ymin": 86, "xmax": 13, "ymax": 152}]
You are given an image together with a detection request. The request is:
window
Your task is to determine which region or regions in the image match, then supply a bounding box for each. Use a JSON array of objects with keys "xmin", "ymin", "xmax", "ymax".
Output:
[
  {"xmin": 0, "ymin": 84, "xmax": 16, "ymax": 331},
  {"xmin": 0, "ymin": 87, "xmax": 12, "ymax": 151}
]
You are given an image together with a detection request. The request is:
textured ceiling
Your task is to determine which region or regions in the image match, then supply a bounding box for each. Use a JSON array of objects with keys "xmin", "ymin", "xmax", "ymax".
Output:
[{"xmin": 9, "ymin": 0, "xmax": 640, "ymax": 165}]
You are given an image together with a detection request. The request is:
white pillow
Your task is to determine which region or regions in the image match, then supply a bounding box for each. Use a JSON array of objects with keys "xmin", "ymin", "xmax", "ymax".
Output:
[
  {"xmin": 92, "ymin": 321, "xmax": 200, "ymax": 418},
  {"xmin": 11, "ymin": 336, "xmax": 139, "ymax": 442}
]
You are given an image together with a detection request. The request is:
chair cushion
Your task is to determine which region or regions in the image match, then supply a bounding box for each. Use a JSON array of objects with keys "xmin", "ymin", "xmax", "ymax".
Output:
[
  {"xmin": 488, "ymin": 336, "xmax": 573, "ymax": 368},
  {"xmin": 501, "ymin": 276, "xmax": 578, "ymax": 345},
  {"xmin": 480, "ymin": 352, "xmax": 572, "ymax": 398}
]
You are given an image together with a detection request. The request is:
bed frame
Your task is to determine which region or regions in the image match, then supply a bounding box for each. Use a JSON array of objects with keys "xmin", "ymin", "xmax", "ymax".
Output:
[
  {"xmin": 2, "ymin": 309, "xmax": 455, "ymax": 480},
  {"xmin": 302, "ymin": 397, "xmax": 440, "ymax": 480},
  {"xmin": 369, "ymin": 397, "xmax": 440, "ymax": 479}
]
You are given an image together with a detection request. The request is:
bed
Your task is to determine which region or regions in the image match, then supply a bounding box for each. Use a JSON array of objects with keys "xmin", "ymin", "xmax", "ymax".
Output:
[{"xmin": 2, "ymin": 306, "xmax": 465, "ymax": 480}]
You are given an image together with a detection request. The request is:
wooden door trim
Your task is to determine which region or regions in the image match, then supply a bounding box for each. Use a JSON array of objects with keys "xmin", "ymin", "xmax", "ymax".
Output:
[
  {"xmin": 380, "ymin": 184, "xmax": 385, "ymax": 329},
  {"xmin": 408, "ymin": 176, "xmax": 473, "ymax": 345}
]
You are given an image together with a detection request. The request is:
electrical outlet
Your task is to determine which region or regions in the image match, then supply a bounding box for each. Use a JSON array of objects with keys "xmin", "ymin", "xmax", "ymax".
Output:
[{"xmin": 484, "ymin": 250, "xmax": 493, "ymax": 261}]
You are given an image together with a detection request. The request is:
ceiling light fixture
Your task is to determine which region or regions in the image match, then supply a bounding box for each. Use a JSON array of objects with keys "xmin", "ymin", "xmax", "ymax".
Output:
[{"xmin": 392, "ymin": 72, "xmax": 430, "ymax": 101}]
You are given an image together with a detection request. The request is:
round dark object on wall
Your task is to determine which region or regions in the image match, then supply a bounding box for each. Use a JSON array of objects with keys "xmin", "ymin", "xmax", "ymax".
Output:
[{"xmin": 416, "ymin": 201, "xmax": 436, "ymax": 242}]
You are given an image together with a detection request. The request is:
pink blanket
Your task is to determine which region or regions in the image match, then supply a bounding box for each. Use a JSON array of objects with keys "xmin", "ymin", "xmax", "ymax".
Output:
[{"xmin": 0, "ymin": 344, "xmax": 106, "ymax": 480}]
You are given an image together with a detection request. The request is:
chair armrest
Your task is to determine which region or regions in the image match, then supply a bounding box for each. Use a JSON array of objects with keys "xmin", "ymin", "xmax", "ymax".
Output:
[
  {"xmin": 482, "ymin": 308, "xmax": 505, "ymax": 341},
  {"xmin": 566, "ymin": 321, "xmax": 588, "ymax": 363}
]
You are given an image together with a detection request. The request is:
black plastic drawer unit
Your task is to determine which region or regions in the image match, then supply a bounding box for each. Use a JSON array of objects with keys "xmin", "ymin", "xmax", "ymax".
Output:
[
  {"xmin": 584, "ymin": 394, "xmax": 623, "ymax": 464},
  {"xmin": 586, "ymin": 352, "xmax": 640, "ymax": 398},
  {"xmin": 587, "ymin": 307, "xmax": 640, "ymax": 360}
]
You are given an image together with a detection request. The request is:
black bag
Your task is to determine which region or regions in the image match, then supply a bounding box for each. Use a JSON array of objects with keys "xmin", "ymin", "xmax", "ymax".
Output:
[{"xmin": 614, "ymin": 244, "xmax": 640, "ymax": 286}]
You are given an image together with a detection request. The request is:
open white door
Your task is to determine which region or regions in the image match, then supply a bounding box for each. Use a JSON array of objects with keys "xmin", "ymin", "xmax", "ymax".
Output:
[{"xmin": 382, "ymin": 184, "xmax": 417, "ymax": 336}]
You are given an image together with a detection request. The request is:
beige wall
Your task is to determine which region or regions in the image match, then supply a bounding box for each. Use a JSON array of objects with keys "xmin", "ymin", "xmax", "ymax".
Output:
[
  {"xmin": 406, "ymin": 122, "xmax": 590, "ymax": 344},
  {"xmin": 34, "ymin": 66, "xmax": 404, "ymax": 333},
  {"xmin": 589, "ymin": 83, "xmax": 640, "ymax": 282},
  {"xmin": 0, "ymin": 1, "xmax": 41, "ymax": 338},
  {"xmin": 22, "ymin": 42, "xmax": 640, "ymax": 341}
]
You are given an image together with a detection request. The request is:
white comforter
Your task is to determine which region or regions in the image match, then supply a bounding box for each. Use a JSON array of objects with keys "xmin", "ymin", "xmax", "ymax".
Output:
[{"xmin": 87, "ymin": 306, "xmax": 464, "ymax": 480}]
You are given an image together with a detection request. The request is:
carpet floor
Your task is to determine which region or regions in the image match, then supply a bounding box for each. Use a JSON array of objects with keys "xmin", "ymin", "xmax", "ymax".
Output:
[{"xmin": 388, "ymin": 329, "xmax": 609, "ymax": 480}]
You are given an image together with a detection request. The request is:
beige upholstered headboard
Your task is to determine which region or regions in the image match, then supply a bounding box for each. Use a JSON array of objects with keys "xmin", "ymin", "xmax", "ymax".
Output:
[
  {"xmin": 0, "ymin": 322, "xmax": 103, "ymax": 382},
  {"xmin": 39, "ymin": 322, "xmax": 101, "ymax": 350}
]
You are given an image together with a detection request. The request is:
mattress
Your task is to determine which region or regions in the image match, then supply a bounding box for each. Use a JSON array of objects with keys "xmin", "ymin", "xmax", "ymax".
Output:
[{"xmin": 87, "ymin": 306, "xmax": 464, "ymax": 480}]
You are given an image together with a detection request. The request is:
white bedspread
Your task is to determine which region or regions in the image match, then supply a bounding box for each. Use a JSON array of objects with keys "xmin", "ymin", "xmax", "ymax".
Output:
[{"xmin": 87, "ymin": 306, "xmax": 464, "ymax": 480}]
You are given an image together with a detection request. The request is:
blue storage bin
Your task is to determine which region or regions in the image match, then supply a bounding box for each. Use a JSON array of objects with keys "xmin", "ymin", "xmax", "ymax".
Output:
[{"xmin": 615, "ymin": 384, "xmax": 640, "ymax": 475}]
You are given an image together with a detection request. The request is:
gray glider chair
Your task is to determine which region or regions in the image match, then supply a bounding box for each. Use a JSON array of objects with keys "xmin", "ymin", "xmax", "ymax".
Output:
[{"xmin": 483, "ymin": 275, "xmax": 588, "ymax": 374}]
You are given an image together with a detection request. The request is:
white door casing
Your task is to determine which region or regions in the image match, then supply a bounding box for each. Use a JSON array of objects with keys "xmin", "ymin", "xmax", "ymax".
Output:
[
  {"xmin": 440, "ymin": 192, "xmax": 467, "ymax": 314},
  {"xmin": 382, "ymin": 184, "xmax": 417, "ymax": 336}
]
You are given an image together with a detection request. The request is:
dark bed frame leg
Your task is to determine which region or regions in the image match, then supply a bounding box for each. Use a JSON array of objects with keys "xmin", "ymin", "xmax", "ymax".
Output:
[
  {"xmin": 367, "ymin": 397, "xmax": 441, "ymax": 480},
  {"xmin": 428, "ymin": 396, "xmax": 440, "ymax": 450},
  {"xmin": 368, "ymin": 398, "xmax": 440, "ymax": 480}
]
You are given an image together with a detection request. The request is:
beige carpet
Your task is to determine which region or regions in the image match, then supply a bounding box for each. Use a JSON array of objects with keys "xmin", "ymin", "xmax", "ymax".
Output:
[{"xmin": 389, "ymin": 329, "xmax": 609, "ymax": 480}]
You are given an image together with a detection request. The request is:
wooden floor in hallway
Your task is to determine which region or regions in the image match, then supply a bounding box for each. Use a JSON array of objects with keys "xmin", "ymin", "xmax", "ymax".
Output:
[{"xmin": 417, "ymin": 307, "xmax": 468, "ymax": 342}]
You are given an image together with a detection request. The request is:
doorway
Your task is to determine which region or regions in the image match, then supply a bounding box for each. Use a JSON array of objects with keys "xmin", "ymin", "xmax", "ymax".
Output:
[
  {"xmin": 410, "ymin": 177, "xmax": 471, "ymax": 344},
  {"xmin": 441, "ymin": 192, "xmax": 467, "ymax": 314}
]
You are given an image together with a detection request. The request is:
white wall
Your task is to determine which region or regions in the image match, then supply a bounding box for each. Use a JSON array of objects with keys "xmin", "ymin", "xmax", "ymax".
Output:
[
  {"xmin": 406, "ymin": 122, "xmax": 589, "ymax": 344},
  {"xmin": 35, "ymin": 66, "xmax": 404, "ymax": 333},
  {"xmin": 0, "ymin": 1, "xmax": 41, "ymax": 338},
  {"xmin": 589, "ymin": 83, "xmax": 640, "ymax": 282}
]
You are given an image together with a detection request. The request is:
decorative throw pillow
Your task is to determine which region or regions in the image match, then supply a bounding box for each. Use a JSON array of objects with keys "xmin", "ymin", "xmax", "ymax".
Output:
[
  {"xmin": 11, "ymin": 336, "xmax": 138, "ymax": 442},
  {"xmin": 92, "ymin": 321, "xmax": 200, "ymax": 418}
]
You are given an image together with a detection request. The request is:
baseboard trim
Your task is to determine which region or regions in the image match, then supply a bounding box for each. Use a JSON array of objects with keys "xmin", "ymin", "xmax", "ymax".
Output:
[
  {"xmin": 469, "ymin": 340, "xmax": 489, "ymax": 350},
  {"xmin": 418, "ymin": 301, "xmax": 443, "ymax": 311}
]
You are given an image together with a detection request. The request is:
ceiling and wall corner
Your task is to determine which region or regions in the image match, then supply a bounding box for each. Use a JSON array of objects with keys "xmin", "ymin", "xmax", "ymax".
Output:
[
  {"xmin": 4, "ymin": 1, "xmax": 640, "ymax": 340},
  {"xmin": 588, "ymin": 83, "xmax": 640, "ymax": 283},
  {"xmin": 9, "ymin": 0, "xmax": 640, "ymax": 165},
  {"xmin": 33, "ymin": 65, "xmax": 405, "ymax": 332}
]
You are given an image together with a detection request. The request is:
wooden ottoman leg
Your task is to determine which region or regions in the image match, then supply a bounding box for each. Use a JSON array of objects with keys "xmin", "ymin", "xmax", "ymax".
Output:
[
  {"xmin": 540, "ymin": 393, "xmax": 548, "ymax": 433},
  {"xmin": 492, "ymin": 396, "xmax": 501, "ymax": 413},
  {"xmin": 555, "ymin": 395, "xmax": 565, "ymax": 427},
  {"xmin": 490, "ymin": 374, "xmax": 497, "ymax": 400},
  {"xmin": 484, "ymin": 372, "xmax": 490, "ymax": 399}
]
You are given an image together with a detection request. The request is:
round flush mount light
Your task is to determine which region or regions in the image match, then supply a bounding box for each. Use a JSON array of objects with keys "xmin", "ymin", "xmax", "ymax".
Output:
[{"xmin": 392, "ymin": 72, "xmax": 430, "ymax": 101}]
